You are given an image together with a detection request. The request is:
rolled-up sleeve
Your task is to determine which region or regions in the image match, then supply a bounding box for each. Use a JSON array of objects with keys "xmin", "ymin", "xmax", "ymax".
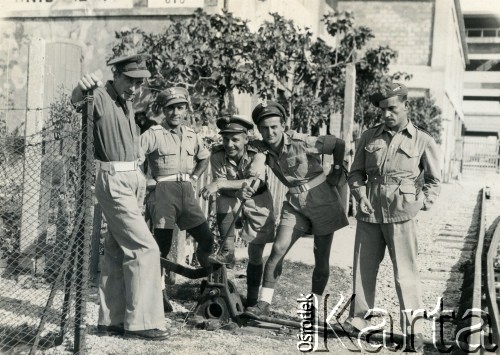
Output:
[
  {"xmin": 421, "ymin": 136, "xmax": 441, "ymax": 202},
  {"xmin": 210, "ymin": 153, "xmax": 227, "ymax": 180},
  {"xmin": 304, "ymin": 135, "xmax": 337, "ymax": 154},
  {"xmin": 195, "ymin": 134, "xmax": 210, "ymax": 161},
  {"xmin": 348, "ymin": 133, "xmax": 368, "ymax": 201}
]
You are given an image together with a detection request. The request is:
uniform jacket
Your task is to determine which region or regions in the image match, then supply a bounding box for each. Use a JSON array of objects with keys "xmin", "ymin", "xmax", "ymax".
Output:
[{"xmin": 348, "ymin": 121, "xmax": 441, "ymax": 223}]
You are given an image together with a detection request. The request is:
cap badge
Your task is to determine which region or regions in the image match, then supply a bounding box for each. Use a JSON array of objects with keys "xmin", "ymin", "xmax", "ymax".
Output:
[
  {"xmin": 261, "ymin": 99, "xmax": 267, "ymax": 108},
  {"xmin": 392, "ymin": 86, "xmax": 401, "ymax": 91},
  {"xmin": 168, "ymin": 88, "xmax": 175, "ymax": 95}
]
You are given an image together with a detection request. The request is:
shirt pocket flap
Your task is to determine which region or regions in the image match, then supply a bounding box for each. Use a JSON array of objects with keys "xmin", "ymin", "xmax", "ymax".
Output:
[
  {"xmin": 286, "ymin": 156, "xmax": 297, "ymax": 167},
  {"xmin": 399, "ymin": 144, "xmax": 419, "ymax": 158},
  {"xmin": 399, "ymin": 184, "xmax": 416, "ymax": 194},
  {"xmin": 364, "ymin": 144, "xmax": 383, "ymax": 153},
  {"xmin": 158, "ymin": 146, "xmax": 175, "ymax": 156}
]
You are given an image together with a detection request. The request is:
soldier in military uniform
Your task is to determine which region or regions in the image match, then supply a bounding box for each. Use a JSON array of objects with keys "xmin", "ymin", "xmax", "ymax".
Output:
[
  {"xmin": 140, "ymin": 87, "xmax": 217, "ymax": 312},
  {"xmin": 345, "ymin": 83, "xmax": 441, "ymax": 350},
  {"xmin": 199, "ymin": 115, "xmax": 275, "ymax": 307},
  {"xmin": 71, "ymin": 54, "xmax": 168, "ymax": 340},
  {"xmin": 242, "ymin": 101, "xmax": 349, "ymax": 318}
]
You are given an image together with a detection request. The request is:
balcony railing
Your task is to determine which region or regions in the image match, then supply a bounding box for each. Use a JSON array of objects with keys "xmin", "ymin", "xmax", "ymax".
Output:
[{"xmin": 467, "ymin": 28, "xmax": 500, "ymax": 38}]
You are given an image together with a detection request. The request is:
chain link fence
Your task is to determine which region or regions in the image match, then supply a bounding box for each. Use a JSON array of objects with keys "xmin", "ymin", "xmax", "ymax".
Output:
[
  {"xmin": 0, "ymin": 93, "xmax": 94, "ymax": 354},
  {"xmin": 0, "ymin": 88, "xmax": 292, "ymax": 354}
]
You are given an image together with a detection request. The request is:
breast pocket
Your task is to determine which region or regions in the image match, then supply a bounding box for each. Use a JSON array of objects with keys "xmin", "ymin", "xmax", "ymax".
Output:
[
  {"xmin": 364, "ymin": 144, "xmax": 385, "ymax": 170},
  {"xmin": 285, "ymin": 154, "xmax": 308, "ymax": 179},
  {"xmin": 157, "ymin": 145, "xmax": 178, "ymax": 170},
  {"xmin": 397, "ymin": 144, "xmax": 420, "ymax": 173}
]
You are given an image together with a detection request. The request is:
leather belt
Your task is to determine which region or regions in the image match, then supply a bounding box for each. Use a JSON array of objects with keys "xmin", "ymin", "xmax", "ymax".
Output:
[
  {"xmin": 368, "ymin": 175, "xmax": 414, "ymax": 185},
  {"xmin": 98, "ymin": 160, "xmax": 138, "ymax": 173},
  {"xmin": 289, "ymin": 174, "xmax": 326, "ymax": 194},
  {"xmin": 156, "ymin": 173, "xmax": 191, "ymax": 182}
]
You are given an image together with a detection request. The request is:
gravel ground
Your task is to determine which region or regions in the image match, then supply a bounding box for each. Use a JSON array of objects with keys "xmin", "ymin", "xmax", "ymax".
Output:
[{"xmin": 1, "ymin": 172, "xmax": 499, "ymax": 354}]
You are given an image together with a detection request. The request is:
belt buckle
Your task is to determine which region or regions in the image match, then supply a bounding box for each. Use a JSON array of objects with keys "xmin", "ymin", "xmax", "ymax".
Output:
[
  {"xmin": 177, "ymin": 173, "xmax": 185, "ymax": 182},
  {"xmin": 298, "ymin": 184, "xmax": 307, "ymax": 193}
]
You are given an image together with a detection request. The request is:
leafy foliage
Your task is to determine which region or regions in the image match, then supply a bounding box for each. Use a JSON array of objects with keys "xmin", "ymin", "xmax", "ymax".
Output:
[
  {"xmin": 408, "ymin": 96, "xmax": 443, "ymax": 143},
  {"xmin": 109, "ymin": 9, "xmax": 442, "ymax": 140}
]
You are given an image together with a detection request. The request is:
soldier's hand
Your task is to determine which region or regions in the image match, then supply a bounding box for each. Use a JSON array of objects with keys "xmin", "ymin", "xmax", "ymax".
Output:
[
  {"xmin": 72, "ymin": 72, "xmax": 103, "ymax": 104},
  {"xmin": 236, "ymin": 182, "xmax": 255, "ymax": 201},
  {"xmin": 359, "ymin": 196, "xmax": 374, "ymax": 215},
  {"xmin": 421, "ymin": 197, "xmax": 434, "ymax": 211},
  {"xmin": 78, "ymin": 73, "xmax": 103, "ymax": 91},
  {"xmin": 200, "ymin": 182, "xmax": 219, "ymax": 200}
]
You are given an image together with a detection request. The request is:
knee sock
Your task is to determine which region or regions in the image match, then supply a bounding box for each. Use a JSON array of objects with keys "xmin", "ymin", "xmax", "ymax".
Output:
[{"xmin": 246, "ymin": 263, "xmax": 263, "ymax": 302}]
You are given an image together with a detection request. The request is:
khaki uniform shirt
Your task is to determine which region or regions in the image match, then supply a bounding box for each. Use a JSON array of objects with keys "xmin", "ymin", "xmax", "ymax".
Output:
[
  {"xmin": 93, "ymin": 81, "xmax": 140, "ymax": 162},
  {"xmin": 348, "ymin": 121, "xmax": 441, "ymax": 223},
  {"xmin": 250, "ymin": 131, "xmax": 337, "ymax": 187},
  {"xmin": 140, "ymin": 125, "xmax": 209, "ymax": 178},
  {"xmin": 210, "ymin": 144, "xmax": 267, "ymax": 184}
]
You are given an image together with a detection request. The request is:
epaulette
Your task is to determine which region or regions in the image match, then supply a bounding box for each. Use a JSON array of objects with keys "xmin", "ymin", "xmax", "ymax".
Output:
[
  {"xmin": 368, "ymin": 123, "xmax": 384, "ymax": 131},
  {"xmin": 184, "ymin": 126, "xmax": 195, "ymax": 133},
  {"xmin": 287, "ymin": 130, "xmax": 307, "ymax": 142},
  {"xmin": 148, "ymin": 125, "xmax": 163, "ymax": 131},
  {"xmin": 415, "ymin": 126, "xmax": 432, "ymax": 138},
  {"xmin": 211, "ymin": 143, "xmax": 225, "ymax": 153}
]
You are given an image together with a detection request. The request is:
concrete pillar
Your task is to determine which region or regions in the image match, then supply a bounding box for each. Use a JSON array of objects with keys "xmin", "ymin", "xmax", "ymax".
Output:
[{"xmin": 20, "ymin": 37, "xmax": 45, "ymax": 257}]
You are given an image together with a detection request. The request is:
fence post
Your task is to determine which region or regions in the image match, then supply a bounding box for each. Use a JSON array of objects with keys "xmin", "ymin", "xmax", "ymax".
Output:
[
  {"xmin": 339, "ymin": 62, "xmax": 356, "ymax": 214},
  {"xmin": 20, "ymin": 37, "xmax": 45, "ymax": 266}
]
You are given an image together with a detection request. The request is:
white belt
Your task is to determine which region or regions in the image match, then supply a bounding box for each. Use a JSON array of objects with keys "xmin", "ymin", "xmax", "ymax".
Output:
[
  {"xmin": 98, "ymin": 160, "xmax": 138, "ymax": 173},
  {"xmin": 156, "ymin": 174, "xmax": 191, "ymax": 182},
  {"xmin": 289, "ymin": 173, "xmax": 326, "ymax": 194}
]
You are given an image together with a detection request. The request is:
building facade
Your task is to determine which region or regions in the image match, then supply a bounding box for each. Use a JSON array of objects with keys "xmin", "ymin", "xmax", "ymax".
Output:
[
  {"xmin": 338, "ymin": 0, "xmax": 468, "ymax": 181},
  {"xmin": 461, "ymin": 0, "xmax": 500, "ymax": 171}
]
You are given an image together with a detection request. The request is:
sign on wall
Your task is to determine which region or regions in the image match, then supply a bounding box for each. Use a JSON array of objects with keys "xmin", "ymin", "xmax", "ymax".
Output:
[
  {"xmin": 6, "ymin": 0, "xmax": 134, "ymax": 12},
  {"xmin": 148, "ymin": 0, "xmax": 204, "ymax": 8}
]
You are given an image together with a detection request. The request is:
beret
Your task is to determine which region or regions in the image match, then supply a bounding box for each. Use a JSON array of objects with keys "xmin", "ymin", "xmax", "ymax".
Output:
[
  {"xmin": 107, "ymin": 53, "xmax": 151, "ymax": 79},
  {"xmin": 216, "ymin": 115, "xmax": 254, "ymax": 134},
  {"xmin": 370, "ymin": 82, "xmax": 408, "ymax": 107},
  {"xmin": 156, "ymin": 87, "xmax": 189, "ymax": 107},
  {"xmin": 251, "ymin": 100, "xmax": 287, "ymax": 125}
]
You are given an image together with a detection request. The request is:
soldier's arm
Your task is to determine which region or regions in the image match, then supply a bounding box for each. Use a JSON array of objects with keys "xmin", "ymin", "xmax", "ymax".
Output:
[
  {"xmin": 420, "ymin": 136, "xmax": 441, "ymax": 210},
  {"xmin": 191, "ymin": 133, "xmax": 210, "ymax": 179},
  {"xmin": 348, "ymin": 132, "xmax": 368, "ymax": 202}
]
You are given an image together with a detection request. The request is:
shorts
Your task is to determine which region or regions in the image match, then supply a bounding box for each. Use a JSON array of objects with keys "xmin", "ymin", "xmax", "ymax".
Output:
[
  {"xmin": 279, "ymin": 181, "xmax": 349, "ymax": 235},
  {"xmin": 146, "ymin": 181, "xmax": 206, "ymax": 230},
  {"xmin": 216, "ymin": 190, "xmax": 275, "ymax": 244}
]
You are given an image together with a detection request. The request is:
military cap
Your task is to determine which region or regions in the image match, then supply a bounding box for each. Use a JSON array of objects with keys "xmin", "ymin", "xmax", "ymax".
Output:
[
  {"xmin": 216, "ymin": 115, "xmax": 254, "ymax": 134},
  {"xmin": 107, "ymin": 53, "xmax": 151, "ymax": 78},
  {"xmin": 157, "ymin": 87, "xmax": 189, "ymax": 108},
  {"xmin": 370, "ymin": 82, "xmax": 408, "ymax": 107},
  {"xmin": 251, "ymin": 100, "xmax": 287, "ymax": 126}
]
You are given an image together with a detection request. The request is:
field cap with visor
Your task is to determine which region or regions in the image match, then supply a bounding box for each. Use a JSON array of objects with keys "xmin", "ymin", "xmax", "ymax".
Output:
[{"xmin": 107, "ymin": 53, "xmax": 151, "ymax": 79}]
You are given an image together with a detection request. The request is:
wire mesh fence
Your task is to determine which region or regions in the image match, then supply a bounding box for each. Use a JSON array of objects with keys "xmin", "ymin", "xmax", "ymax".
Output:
[
  {"xmin": 0, "ymin": 88, "xmax": 292, "ymax": 354},
  {"xmin": 0, "ymin": 93, "xmax": 94, "ymax": 354}
]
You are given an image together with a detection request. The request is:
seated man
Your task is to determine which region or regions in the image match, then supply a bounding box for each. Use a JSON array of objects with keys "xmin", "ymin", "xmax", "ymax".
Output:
[{"xmin": 200, "ymin": 115, "xmax": 275, "ymax": 307}]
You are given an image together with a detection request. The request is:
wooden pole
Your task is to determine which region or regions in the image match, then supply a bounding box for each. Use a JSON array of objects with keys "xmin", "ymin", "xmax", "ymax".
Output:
[
  {"xmin": 339, "ymin": 63, "xmax": 356, "ymax": 214},
  {"xmin": 20, "ymin": 37, "xmax": 45, "ymax": 258}
]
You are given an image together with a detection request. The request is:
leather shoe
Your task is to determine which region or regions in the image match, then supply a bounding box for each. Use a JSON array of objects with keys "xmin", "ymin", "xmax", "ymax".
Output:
[
  {"xmin": 97, "ymin": 324, "xmax": 124, "ymax": 336},
  {"xmin": 207, "ymin": 252, "xmax": 235, "ymax": 266},
  {"xmin": 124, "ymin": 329, "xmax": 169, "ymax": 341},
  {"xmin": 244, "ymin": 300, "xmax": 270, "ymax": 319}
]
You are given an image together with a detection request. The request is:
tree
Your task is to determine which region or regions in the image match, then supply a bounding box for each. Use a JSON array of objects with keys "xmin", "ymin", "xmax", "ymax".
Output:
[
  {"xmin": 109, "ymin": 9, "xmax": 442, "ymax": 140},
  {"xmin": 111, "ymin": 9, "xmax": 256, "ymax": 127},
  {"xmin": 408, "ymin": 96, "xmax": 443, "ymax": 143}
]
